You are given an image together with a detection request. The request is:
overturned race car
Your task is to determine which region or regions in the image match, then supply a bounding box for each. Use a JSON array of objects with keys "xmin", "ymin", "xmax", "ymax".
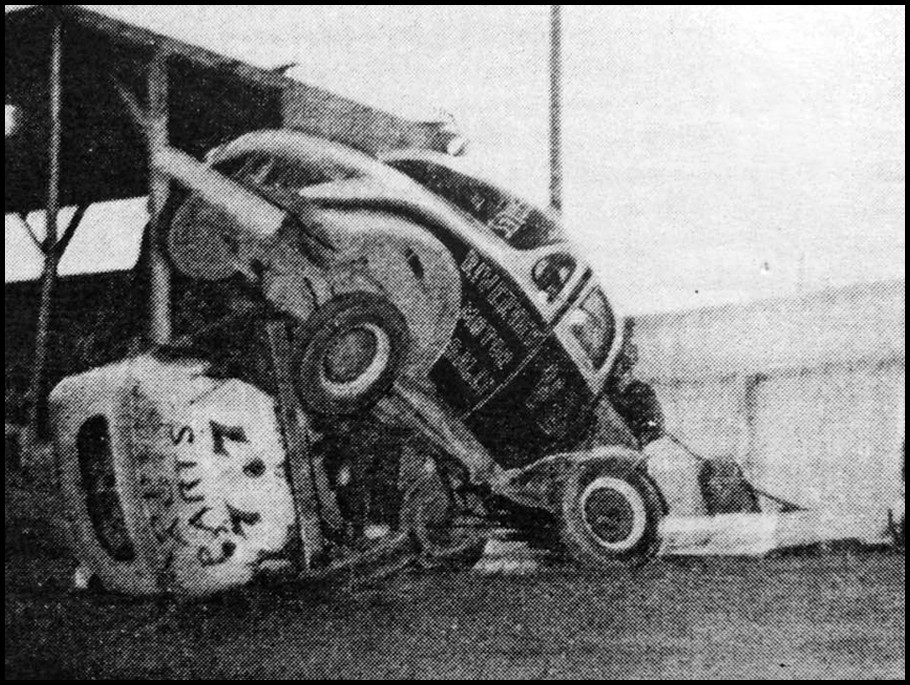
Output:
[{"xmin": 51, "ymin": 132, "xmax": 667, "ymax": 596}]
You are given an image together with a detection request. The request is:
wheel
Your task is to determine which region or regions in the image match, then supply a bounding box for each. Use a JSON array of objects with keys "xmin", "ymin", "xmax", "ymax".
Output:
[
  {"xmin": 293, "ymin": 292, "xmax": 410, "ymax": 415},
  {"xmin": 400, "ymin": 469, "xmax": 487, "ymax": 570},
  {"xmin": 559, "ymin": 456, "xmax": 664, "ymax": 568}
]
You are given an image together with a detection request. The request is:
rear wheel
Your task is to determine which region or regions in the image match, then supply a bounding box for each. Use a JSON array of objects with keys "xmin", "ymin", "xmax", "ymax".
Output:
[
  {"xmin": 293, "ymin": 292, "xmax": 409, "ymax": 415},
  {"xmin": 560, "ymin": 457, "xmax": 664, "ymax": 567}
]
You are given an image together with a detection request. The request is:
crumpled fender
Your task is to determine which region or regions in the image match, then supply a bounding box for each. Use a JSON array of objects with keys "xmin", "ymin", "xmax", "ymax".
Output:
[{"xmin": 490, "ymin": 445, "xmax": 665, "ymax": 515}]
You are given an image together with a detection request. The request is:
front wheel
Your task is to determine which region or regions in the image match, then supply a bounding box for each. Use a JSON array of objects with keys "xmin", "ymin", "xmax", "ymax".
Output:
[{"xmin": 559, "ymin": 457, "xmax": 664, "ymax": 568}]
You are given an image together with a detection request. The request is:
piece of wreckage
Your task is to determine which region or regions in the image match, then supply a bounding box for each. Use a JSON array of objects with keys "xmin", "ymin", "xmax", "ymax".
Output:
[
  {"xmin": 55, "ymin": 140, "xmax": 668, "ymax": 595},
  {"xmin": 8, "ymin": 7, "xmax": 666, "ymax": 596}
]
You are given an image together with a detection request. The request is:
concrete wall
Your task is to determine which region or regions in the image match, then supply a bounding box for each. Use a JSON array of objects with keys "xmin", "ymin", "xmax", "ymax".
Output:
[{"xmin": 633, "ymin": 280, "xmax": 905, "ymax": 538}]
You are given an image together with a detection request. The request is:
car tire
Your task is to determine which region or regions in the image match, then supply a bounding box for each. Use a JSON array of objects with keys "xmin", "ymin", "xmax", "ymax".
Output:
[
  {"xmin": 293, "ymin": 292, "xmax": 410, "ymax": 415},
  {"xmin": 559, "ymin": 455, "xmax": 664, "ymax": 568},
  {"xmin": 401, "ymin": 469, "xmax": 487, "ymax": 571}
]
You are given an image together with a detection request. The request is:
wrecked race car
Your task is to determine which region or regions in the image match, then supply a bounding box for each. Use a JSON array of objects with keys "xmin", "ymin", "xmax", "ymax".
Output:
[{"xmin": 50, "ymin": 131, "xmax": 667, "ymax": 596}]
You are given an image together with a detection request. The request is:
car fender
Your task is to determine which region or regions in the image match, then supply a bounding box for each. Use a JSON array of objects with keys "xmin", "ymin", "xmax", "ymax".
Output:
[{"xmin": 491, "ymin": 445, "xmax": 666, "ymax": 515}]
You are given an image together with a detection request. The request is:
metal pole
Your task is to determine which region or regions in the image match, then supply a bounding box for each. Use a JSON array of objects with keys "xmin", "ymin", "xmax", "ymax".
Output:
[
  {"xmin": 549, "ymin": 4, "xmax": 563, "ymax": 212},
  {"xmin": 147, "ymin": 49, "xmax": 172, "ymax": 344},
  {"xmin": 27, "ymin": 20, "xmax": 63, "ymax": 434}
]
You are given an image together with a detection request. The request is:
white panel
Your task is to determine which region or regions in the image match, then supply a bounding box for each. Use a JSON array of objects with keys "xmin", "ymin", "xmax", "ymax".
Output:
[
  {"xmin": 652, "ymin": 377, "xmax": 743, "ymax": 460},
  {"xmin": 751, "ymin": 363, "xmax": 904, "ymax": 538}
]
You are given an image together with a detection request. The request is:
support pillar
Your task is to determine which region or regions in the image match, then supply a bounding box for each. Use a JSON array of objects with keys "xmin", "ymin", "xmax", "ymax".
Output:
[
  {"xmin": 147, "ymin": 49, "xmax": 172, "ymax": 344},
  {"xmin": 27, "ymin": 20, "xmax": 63, "ymax": 435}
]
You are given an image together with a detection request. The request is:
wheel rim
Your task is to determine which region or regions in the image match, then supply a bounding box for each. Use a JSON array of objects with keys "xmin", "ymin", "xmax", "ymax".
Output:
[
  {"xmin": 580, "ymin": 476, "xmax": 648, "ymax": 553},
  {"xmin": 318, "ymin": 323, "xmax": 391, "ymax": 399},
  {"xmin": 410, "ymin": 476, "xmax": 480, "ymax": 556}
]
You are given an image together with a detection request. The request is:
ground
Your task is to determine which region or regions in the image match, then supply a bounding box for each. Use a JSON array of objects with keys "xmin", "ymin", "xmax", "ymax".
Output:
[{"xmin": 5, "ymin": 476, "xmax": 905, "ymax": 680}]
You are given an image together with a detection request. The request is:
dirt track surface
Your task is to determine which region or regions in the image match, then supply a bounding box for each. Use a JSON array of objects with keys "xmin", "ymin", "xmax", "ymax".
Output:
[{"xmin": 5, "ymin": 481, "xmax": 906, "ymax": 680}]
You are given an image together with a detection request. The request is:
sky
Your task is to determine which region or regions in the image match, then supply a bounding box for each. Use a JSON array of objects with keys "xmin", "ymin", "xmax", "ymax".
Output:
[{"xmin": 4, "ymin": 5, "xmax": 906, "ymax": 314}]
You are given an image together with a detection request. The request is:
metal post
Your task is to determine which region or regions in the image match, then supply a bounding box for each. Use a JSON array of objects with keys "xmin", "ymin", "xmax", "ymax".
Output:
[
  {"xmin": 265, "ymin": 319, "xmax": 325, "ymax": 569},
  {"xmin": 27, "ymin": 20, "xmax": 63, "ymax": 434},
  {"xmin": 549, "ymin": 5, "xmax": 563, "ymax": 212},
  {"xmin": 147, "ymin": 49, "xmax": 172, "ymax": 344}
]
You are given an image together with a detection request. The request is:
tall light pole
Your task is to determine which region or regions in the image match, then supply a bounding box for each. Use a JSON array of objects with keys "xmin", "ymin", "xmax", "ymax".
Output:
[{"xmin": 549, "ymin": 5, "xmax": 563, "ymax": 212}]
